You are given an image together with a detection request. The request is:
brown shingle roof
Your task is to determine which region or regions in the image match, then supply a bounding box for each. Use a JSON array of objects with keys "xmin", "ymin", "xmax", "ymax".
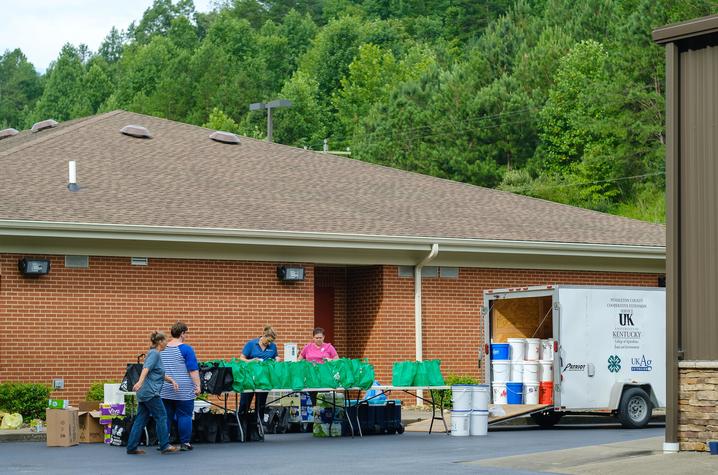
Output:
[{"xmin": 0, "ymin": 110, "xmax": 665, "ymax": 247}]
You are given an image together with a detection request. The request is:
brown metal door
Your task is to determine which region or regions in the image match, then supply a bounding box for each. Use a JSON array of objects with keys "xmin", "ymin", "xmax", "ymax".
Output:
[{"xmin": 314, "ymin": 287, "xmax": 335, "ymax": 344}]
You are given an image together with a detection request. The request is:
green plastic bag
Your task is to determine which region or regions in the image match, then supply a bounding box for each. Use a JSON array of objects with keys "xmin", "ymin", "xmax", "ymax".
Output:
[
  {"xmin": 288, "ymin": 361, "xmax": 308, "ymax": 391},
  {"xmin": 317, "ymin": 361, "xmax": 338, "ymax": 388},
  {"xmin": 230, "ymin": 360, "xmax": 252, "ymax": 392},
  {"xmin": 424, "ymin": 359, "xmax": 445, "ymax": 386},
  {"xmin": 249, "ymin": 360, "xmax": 272, "ymax": 390},
  {"xmin": 413, "ymin": 361, "xmax": 430, "ymax": 386},
  {"xmin": 270, "ymin": 361, "xmax": 291, "ymax": 389},
  {"xmin": 306, "ymin": 362, "xmax": 320, "ymax": 387},
  {"xmin": 351, "ymin": 359, "xmax": 375, "ymax": 389},
  {"xmin": 392, "ymin": 361, "xmax": 417, "ymax": 386},
  {"xmin": 333, "ymin": 358, "xmax": 356, "ymax": 389}
]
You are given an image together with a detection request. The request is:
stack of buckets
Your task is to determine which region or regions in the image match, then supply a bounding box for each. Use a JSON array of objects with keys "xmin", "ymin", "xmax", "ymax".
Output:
[
  {"xmin": 450, "ymin": 384, "xmax": 489, "ymax": 436},
  {"xmin": 491, "ymin": 338, "xmax": 554, "ymax": 405}
]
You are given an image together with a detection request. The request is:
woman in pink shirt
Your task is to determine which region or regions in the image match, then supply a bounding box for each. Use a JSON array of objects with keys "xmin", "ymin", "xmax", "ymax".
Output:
[
  {"xmin": 298, "ymin": 327, "xmax": 339, "ymax": 363},
  {"xmin": 299, "ymin": 327, "xmax": 339, "ymax": 409}
]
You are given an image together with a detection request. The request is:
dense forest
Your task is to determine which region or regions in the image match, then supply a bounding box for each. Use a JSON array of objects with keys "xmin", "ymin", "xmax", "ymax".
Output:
[{"xmin": 2, "ymin": 0, "xmax": 717, "ymax": 223}]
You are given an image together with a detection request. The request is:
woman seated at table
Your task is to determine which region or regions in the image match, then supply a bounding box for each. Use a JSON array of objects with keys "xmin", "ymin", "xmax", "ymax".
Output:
[
  {"xmin": 298, "ymin": 327, "xmax": 338, "ymax": 406},
  {"xmin": 239, "ymin": 325, "xmax": 279, "ymax": 414}
]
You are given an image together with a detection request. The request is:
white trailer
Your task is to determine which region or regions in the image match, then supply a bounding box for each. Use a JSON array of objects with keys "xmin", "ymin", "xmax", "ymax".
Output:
[{"xmin": 482, "ymin": 285, "xmax": 665, "ymax": 428}]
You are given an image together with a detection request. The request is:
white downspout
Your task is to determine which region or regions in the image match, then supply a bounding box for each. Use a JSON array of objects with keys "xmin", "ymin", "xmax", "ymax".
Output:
[{"xmin": 415, "ymin": 243, "xmax": 439, "ymax": 405}]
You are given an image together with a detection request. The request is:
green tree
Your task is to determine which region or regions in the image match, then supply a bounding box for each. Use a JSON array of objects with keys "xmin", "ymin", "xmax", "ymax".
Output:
[
  {"xmin": 129, "ymin": 0, "xmax": 196, "ymax": 44},
  {"xmin": 332, "ymin": 43, "xmax": 435, "ymax": 144},
  {"xmin": 0, "ymin": 49, "xmax": 42, "ymax": 128},
  {"xmin": 264, "ymin": 70, "xmax": 328, "ymax": 147},
  {"xmin": 537, "ymin": 40, "xmax": 609, "ymax": 172},
  {"xmin": 83, "ymin": 61, "xmax": 113, "ymax": 112},
  {"xmin": 98, "ymin": 27, "xmax": 125, "ymax": 64},
  {"xmin": 31, "ymin": 44, "xmax": 91, "ymax": 122},
  {"xmin": 203, "ymin": 107, "xmax": 241, "ymax": 133}
]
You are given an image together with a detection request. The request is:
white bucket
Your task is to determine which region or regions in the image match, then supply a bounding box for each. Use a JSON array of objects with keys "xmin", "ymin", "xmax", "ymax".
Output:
[
  {"xmin": 491, "ymin": 360, "xmax": 510, "ymax": 383},
  {"xmin": 507, "ymin": 338, "xmax": 525, "ymax": 361},
  {"xmin": 522, "ymin": 361, "xmax": 539, "ymax": 383},
  {"xmin": 491, "ymin": 382, "xmax": 507, "ymax": 404},
  {"xmin": 104, "ymin": 383, "xmax": 124, "ymax": 404},
  {"xmin": 284, "ymin": 343, "xmax": 298, "ymax": 362},
  {"xmin": 450, "ymin": 410, "xmax": 471, "ymax": 436},
  {"xmin": 525, "ymin": 338, "xmax": 541, "ymax": 361},
  {"xmin": 470, "ymin": 385, "xmax": 490, "ymax": 411},
  {"xmin": 470, "ymin": 411, "xmax": 488, "ymax": 436},
  {"xmin": 523, "ymin": 382, "xmax": 539, "ymax": 404},
  {"xmin": 540, "ymin": 339, "xmax": 554, "ymax": 361},
  {"xmin": 539, "ymin": 360, "xmax": 553, "ymax": 382},
  {"xmin": 510, "ymin": 361, "xmax": 523, "ymax": 381},
  {"xmin": 452, "ymin": 385, "xmax": 473, "ymax": 411}
]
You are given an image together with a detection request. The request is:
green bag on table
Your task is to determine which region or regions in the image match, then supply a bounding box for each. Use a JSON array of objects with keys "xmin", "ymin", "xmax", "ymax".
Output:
[
  {"xmin": 270, "ymin": 361, "xmax": 291, "ymax": 389},
  {"xmin": 424, "ymin": 359, "xmax": 445, "ymax": 386},
  {"xmin": 413, "ymin": 361, "xmax": 430, "ymax": 386},
  {"xmin": 229, "ymin": 359, "xmax": 253, "ymax": 392},
  {"xmin": 288, "ymin": 361, "xmax": 309, "ymax": 391},
  {"xmin": 304, "ymin": 361, "xmax": 321, "ymax": 389},
  {"xmin": 392, "ymin": 361, "xmax": 417, "ymax": 386},
  {"xmin": 249, "ymin": 360, "xmax": 273, "ymax": 390},
  {"xmin": 351, "ymin": 359, "xmax": 375, "ymax": 390},
  {"xmin": 317, "ymin": 361, "xmax": 338, "ymax": 388},
  {"xmin": 333, "ymin": 358, "xmax": 356, "ymax": 389}
]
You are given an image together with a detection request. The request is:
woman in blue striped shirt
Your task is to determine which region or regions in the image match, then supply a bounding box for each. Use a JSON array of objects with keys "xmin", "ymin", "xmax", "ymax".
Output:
[{"xmin": 160, "ymin": 321, "xmax": 201, "ymax": 451}]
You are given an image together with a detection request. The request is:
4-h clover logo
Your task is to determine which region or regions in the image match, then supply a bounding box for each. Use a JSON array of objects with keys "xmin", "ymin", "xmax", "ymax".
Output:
[{"xmin": 608, "ymin": 355, "xmax": 621, "ymax": 373}]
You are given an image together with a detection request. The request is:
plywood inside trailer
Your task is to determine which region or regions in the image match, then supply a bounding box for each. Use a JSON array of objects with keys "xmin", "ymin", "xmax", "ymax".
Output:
[{"xmin": 491, "ymin": 296, "xmax": 553, "ymax": 342}]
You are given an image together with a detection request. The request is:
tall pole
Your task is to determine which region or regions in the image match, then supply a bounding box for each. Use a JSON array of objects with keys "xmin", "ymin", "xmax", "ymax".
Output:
[{"xmin": 249, "ymin": 99, "xmax": 292, "ymax": 144}]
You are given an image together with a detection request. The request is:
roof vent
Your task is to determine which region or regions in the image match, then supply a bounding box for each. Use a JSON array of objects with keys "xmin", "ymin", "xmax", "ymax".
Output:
[
  {"xmin": 209, "ymin": 130, "xmax": 240, "ymax": 144},
  {"xmin": 0, "ymin": 128, "xmax": 19, "ymax": 140},
  {"xmin": 31, "ymin": 119, "xmax": 58, "ymax": 133},
  {"xmin": 120, "ymin": 124, "xmax": 152, "ymax": 139}
]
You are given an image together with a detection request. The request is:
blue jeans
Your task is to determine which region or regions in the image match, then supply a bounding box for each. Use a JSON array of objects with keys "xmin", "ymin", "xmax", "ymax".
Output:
[
  {"xmin": 163, "ymin": 399, "xmax": 194, "ymax": 444},
  {"xmin": 127, "ymin": 396, "xmax": 170, "ymax": 452}
]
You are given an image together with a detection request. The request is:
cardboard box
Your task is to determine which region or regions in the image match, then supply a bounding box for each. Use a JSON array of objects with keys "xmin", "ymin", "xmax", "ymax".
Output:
[
  {"xmin": 48, "ymin": 399, "xmax": 70, "ymax": 409},
  {"xmin": 78, "ymin": 411, "xmax": 103, "ymax": 443},
  {"xmin": 78, "ymin": 401, "xmax": 100, "ymax": 412},
  {"xmin": 46, "ymin": 408, "xmax": 79, "ymax": 447}
]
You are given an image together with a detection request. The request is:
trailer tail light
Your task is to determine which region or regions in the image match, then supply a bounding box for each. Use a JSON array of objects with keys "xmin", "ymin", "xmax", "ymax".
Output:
[
  {"xmin": 554, "ymin": 340, "xmax": 559, "ymax": 352},
  {"xmin": 485, "ymin": 344, "xmax": 489, "ymax": 355}
]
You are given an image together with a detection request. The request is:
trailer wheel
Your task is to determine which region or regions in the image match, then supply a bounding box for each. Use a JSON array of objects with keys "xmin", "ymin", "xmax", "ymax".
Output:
[
  {"xmin": 617, "ymin": 387, "xmax": 652, "ymax": 429},
  {"xmin": 530, "ymin": 409, "xmax": 563, "ymax": 428}
]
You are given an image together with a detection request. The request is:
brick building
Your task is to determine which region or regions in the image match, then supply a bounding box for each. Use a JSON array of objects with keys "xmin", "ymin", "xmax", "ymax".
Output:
[{"xmin": 0, "ymin": 111, "xmax": 665, "ymax": 403}]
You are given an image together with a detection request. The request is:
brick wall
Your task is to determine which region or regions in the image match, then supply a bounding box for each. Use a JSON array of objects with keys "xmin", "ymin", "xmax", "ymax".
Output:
[
  {"xmin": 678, "ymin": 363, "xmax": 718, "ymax": 451},
  {"xmin": 0, "ymin": 253, "xmax": 660, "ymax": 405},
  {"xmin": 0, "ymin": 254, "xmax": 314, "ymax": 403}
]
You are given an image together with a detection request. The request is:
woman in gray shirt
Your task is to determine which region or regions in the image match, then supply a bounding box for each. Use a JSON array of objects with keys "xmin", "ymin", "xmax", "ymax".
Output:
[{"xmin": 127, "ymin": 331, "xmax": 179, "ymax": 455}]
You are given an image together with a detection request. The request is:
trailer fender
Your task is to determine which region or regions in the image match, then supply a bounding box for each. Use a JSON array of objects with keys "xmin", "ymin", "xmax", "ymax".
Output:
[{"xmin": 608, "ymin": 382, "xmax": 659, "ymax": 411}]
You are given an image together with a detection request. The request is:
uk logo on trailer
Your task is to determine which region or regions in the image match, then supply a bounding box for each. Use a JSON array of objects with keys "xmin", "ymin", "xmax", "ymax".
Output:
[
  {"xmin": 608, "ymin": 355, "xmax": 621, "ymax": 373},
  {"xmin": 630, "ymin": 355, "xmax": 653, "ymax": 372}
]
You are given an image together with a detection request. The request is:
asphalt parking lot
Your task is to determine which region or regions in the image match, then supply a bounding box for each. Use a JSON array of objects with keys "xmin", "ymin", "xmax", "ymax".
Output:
[{"xmin": 0, "ymin": 425, "xmax": 666, "ymax": 474}]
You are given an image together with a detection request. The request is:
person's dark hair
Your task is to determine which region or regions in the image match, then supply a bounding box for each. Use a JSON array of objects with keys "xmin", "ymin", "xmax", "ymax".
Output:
[
  {"xmin": 150, "ymin": 331, "xmax": 166, "ymax": 347},
  {"xmin": 263, "ymin": 325, "xmax": 277, "ymax": 339},
  {"xmin": 171, "ymin": 321, "xmax": 188, "ymax": 338},
  {"xmin": 312, "ymin": 327, "xmax": 325, "ymax": 337}
]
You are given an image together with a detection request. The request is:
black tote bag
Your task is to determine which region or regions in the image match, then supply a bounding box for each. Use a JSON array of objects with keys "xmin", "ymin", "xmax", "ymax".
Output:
[
  {"xmin": 199, "ymin": 363, "xmax": 234, "ymax": 395},
  {"xmin": 119, "ymin": 353, "xmax": 145, "ymax": 392}
]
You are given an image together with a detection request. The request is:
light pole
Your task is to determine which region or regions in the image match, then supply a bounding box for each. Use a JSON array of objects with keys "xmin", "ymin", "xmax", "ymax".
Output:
[{"xmin": 249, "ymin": 99, "xmax": 292, "ymax": 142}]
